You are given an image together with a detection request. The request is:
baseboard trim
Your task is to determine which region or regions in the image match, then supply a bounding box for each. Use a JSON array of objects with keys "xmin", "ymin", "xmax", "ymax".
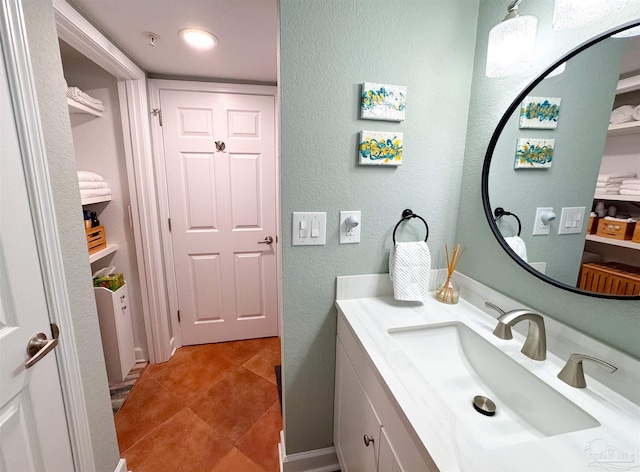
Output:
[
  {"xmin": 114, "ymin": 458, "xmax": 128, "ymax": 472},
  {"xmin": 134, "ymin": 347, "xmax": 147, "ymax": 362},
  {"xmin": 279, "ymin": 431, "xmax": 339, "ymax": 472}
]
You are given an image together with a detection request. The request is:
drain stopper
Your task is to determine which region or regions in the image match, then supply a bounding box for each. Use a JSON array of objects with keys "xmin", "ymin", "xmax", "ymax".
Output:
[{"xmin": 473, "ymin": 395, "xmax": 496, "ymax": 416}]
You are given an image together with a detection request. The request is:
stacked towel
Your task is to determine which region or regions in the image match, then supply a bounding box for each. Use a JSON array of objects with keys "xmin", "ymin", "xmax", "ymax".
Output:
[
  {"xmin": 595, "ymin": 173, "xmax": 637, "ymax": 196},
  {"xmin": 78, "ymin": 171, "xmax": 111, "ymax": 199},
  {"xmin": 66, "ymin": 86, "xmax": 105, "ymax": 113},
  {"xmin": 389, "ymin": 241, "xmax": 431, "ymax": 302},
  {"xmin": 610, "ymin": 105, "xmax": 635, "ymax": 124},
  {"xmin": 504, "ymin": 236, "xmax": 528, "ymax": 262},
  {"xmin": 620, "ymin": 179, "xmax": 640, "ymax": 196}
]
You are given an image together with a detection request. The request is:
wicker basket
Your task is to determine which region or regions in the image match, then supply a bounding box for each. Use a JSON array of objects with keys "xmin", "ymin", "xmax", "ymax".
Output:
[{"xmin": 86, "ymin": 225, "xmax": 106, "ymax": 254}]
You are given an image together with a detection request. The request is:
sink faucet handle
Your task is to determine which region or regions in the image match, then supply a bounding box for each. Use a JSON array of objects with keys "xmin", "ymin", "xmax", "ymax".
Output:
[
  {"xmin": 557, "ymin": 353, "xmax": 618, "ymax": 388},
  {"xmin": 484, "ymin": 301, "xmax": 506, "ymax": 316}
]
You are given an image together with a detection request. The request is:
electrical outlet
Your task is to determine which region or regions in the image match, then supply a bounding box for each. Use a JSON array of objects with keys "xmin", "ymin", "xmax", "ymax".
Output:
[{"xmin": 533, "ymin": 207, "xmax": 554, "ymax": 235}]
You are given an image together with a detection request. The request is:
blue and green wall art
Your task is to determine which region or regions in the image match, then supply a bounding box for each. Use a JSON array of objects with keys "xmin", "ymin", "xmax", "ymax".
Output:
[
  {"xmin": 515, "ymin": 138, "xmax": 554, "ymax": 169},
  {"xmin": 359, "ymin": 131, "xmax": 403, "ymax": 166},
  {"xmin": 519, "ymin": 96, "xmax": 561, "ymax": 129},
  {"xmin": 361, "ymin": 82, "xmax": 406, "ymax": 122}
]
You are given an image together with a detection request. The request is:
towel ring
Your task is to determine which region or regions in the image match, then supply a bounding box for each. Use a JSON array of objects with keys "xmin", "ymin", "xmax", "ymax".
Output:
[
  {"xmin": 392, "ymin": 209, "xmax": 429, "ymax": 244},
  {"xmin": 494, "ymin": 207, "xmax": 522, "ymax": 237}
]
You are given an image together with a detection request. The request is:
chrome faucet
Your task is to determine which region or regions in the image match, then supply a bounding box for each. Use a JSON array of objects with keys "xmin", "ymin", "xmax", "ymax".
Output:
[
  {"xmin": 557, "ymin": 353, "xmax": 617, "ymax": 388},
  {"xmin": 485, "ymin": 303, "xmax": 546, "ymax": 361}
]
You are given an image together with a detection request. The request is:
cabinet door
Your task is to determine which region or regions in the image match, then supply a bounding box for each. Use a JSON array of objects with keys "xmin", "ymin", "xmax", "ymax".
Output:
[
  {"xmin": 378, "ymin": 427, "xmax": 403, "ymax": 472},
  {"xmin": 335, "ymin": 339, "xmax": 381, "ymax": 472},
  {"xmin": 115, "ymin": 285, "xmax": 136, "ymax": 379}
]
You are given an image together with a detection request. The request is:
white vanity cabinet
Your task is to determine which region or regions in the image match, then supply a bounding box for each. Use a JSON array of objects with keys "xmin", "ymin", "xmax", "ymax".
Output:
[
  {"xmin": 334, "ymin": 311, "xmax": 437, "ymax": 472},
  {"xmin": 94, "ymin": 283, "xmax": 136, "ymax": 383}
]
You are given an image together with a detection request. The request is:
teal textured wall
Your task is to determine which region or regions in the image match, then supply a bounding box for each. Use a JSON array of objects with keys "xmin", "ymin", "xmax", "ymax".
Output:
[
  {"xmin": 280, "ymin": 0, "xmax": 479, "ymax": 454},
  {"xmin": 456, "ymin": 1, "xmax": 640, "ymax": 358}
]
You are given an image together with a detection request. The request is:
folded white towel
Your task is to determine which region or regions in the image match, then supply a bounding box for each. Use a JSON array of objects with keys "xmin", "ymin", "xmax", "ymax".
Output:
[
  {"xmin": 633, "ymin": 104, "xmax": 640, "ymax": 122},
  {"xmin": 610, "ymin": 105, "xmax": 635, "ymax": 124},
  {"xmin": 504, "ymin": 236, "xmax": 528, "ymax": 263},
  {"xmin": 595, "ymin": 189, "xmax": 621, "ymax": 195},
  {"xmin": 80, "ymin": 188, "xmax": 112, "ymax": 198},
  {"xmin": 620, "ymin": 189, "xmax": 640, "ymax": 196},
  {"xmin": 622, "ymin": 179, "xmax": 640, "ymax": 185},
  {"xmin": 596, "ymin": 182, "xmax": 622, "ymax": 188},
  {"xmin": 388, "ymin": 241, "xmax": 431, "ymax": 302},
  {"xmin": 78, "ymin": 181, "xmax": 108, "ymax": 190},
  {"xmin": 598, "ymin": 172, "xmax": 636, "ymax": 182},
  {"xmin": 77, "ymin": 170, "xmax": 104, "ymax": 182},
  {"xmin": 621, "ymin": 184, "xmax": 640, "ymax": 191},
  {"xmin": 66, "ymin": 87, "xmax": 105, "ymax": 111}
]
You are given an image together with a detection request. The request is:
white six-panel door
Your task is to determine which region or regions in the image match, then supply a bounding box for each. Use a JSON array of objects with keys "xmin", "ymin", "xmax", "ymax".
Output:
[
  {"xmin": 159, "ymin": 89, "xmax": 277, "ymax": 345},
  {"xmin": 0, "ymin": 52, "xmax": 75, "ymax": 471}
]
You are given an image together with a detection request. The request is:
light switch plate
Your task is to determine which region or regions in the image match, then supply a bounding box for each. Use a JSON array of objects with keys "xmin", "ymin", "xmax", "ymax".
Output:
[
  {"xmin": 340, "ymin": 211, "xmax": 361, "ymax": 244},
  {"xmin": 558, "ymin": 207, "xmax": 586, "ymax": 235},
  {"xmin": 533, "ymin": 207, "xmax": 554, "ymax": 235},
  {"xmin": 292, "ymin": 212, "xmax": 326, "ymax": 245}
]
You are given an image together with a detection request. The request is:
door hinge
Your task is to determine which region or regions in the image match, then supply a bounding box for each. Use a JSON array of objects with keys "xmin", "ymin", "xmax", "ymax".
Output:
[
  {"xmin": 151, "ymin": 108, "xmax": 162, "ymax": 126},
  {"xmin": 168, "ymin": 217, "xmax": 172, "ymax": 232},
  {"xmin": 177, "ymin": 310, "xmax": 181, "ymax": 323}
]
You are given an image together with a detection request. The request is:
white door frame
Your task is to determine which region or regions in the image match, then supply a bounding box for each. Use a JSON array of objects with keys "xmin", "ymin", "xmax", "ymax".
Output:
[
  {"xmin": 148, "ymin": 79, "xmax": 280, "ymax": 349},
  {"xmin": 53, "ymin": 0, "xmax": 174, "ymax": 363},
  {"xmin": 1, "ymin": 0, "xmax": 94, "ymax": 468}
]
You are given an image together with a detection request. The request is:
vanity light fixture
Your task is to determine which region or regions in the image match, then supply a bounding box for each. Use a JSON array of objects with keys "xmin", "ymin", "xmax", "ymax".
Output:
[
  {"xmin": 485, "ymin": 0, "xmax": 538, "ymax": 78},
  {"xmin": 179, "ymin": 28, "xmax": 218, "ymax": 50},
  {"xmin": 552, "ymin": 0, "xmax": 627, "ymax": 30}
]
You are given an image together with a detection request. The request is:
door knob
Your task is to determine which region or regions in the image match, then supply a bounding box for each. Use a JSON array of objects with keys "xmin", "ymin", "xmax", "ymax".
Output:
[
  {"xmin": 25, "ymin": 324, "xmax": 60, "ymax": 368},
  {"xmin": 215, "ymin": 140, "xmax": 226, "ymax": 152},
  {"xmin": 258, "ymin": 236, "xmax": 274, "ymax": 245},
  {"xmin": 363, "ymin": 434, "xmax": 375, "ymax": 447}
]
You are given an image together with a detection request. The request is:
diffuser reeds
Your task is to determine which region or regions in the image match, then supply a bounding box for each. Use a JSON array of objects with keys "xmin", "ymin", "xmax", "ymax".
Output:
[{"xmin": 436, "ymin": 243, "xmax": 463, "ymax": 304}]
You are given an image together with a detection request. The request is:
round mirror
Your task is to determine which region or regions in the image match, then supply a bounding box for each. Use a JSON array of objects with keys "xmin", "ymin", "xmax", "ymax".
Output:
[{"xmin": 483, "ymin": 22, "xmax": 640, "ymax": 299}]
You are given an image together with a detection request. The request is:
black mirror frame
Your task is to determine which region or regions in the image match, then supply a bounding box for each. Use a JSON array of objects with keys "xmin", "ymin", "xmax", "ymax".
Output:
[{"xmin": 482, "ymin": 20, "xmax": 640, "ymax": 300}]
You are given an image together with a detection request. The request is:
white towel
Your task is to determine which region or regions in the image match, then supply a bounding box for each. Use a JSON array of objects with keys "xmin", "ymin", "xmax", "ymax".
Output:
[
  {"xmin": 77, "ymin": 170, "xmax": 104, "ymax": 182},
  {"xmin": 622, "ymin": 179, "xmax": 640, "ymax": 185},
  {"xmin": 610, "ymin": 105, "xmax": 634, "ymax": 124},
  {"xmin": 620, "ymin": 189, "xmax": 640, "ymax": 196},
  {"xmin": 595, "ymin": 189, "xmax": 621, "ymax": 195},
  {"xmin": 79, "ymin": 181, "xmax": 108, "ymax": 190},
  {"xmin": 388, "ymin": 241, "xmax": 431, "ymax": 302},
  {"xmin": 504, "ymin": 236, "xmax": 528, "ymax": 263},
  {"xmin": 80, "ymin": 188, "xmax": 112, "ymax": 198},
  {"xmin": 598, "ymin": 172, "xmax": 636, "ymax": 183},
  {"xmin": 596, "ymin": 182, "xmax": 622, "ymax": 188},
  {"xmin": 621, "ymin": 184, "xmax": 640, "ymax": 191},
  {"xmin": 632, "ymin": 104, "xmax": 640, "ymax": 122},
  {"xmin": 66, "ymin": 87, "xmax": 105, "ymax": 111}
]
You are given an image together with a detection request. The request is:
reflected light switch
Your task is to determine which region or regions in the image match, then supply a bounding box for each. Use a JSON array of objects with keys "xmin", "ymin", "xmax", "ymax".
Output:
[
  {"xmin": 299, "ymin": 220, "xmax": 308, "ymax": 238},
  {"xmin": 311, "ymin": 221, "xmax": 320, "ymax": 237}
]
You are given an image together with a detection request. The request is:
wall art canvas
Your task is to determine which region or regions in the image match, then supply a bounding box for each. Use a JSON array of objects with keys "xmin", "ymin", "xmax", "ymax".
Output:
[
  {"xmin": 519, "ymin": 96, "xmax": 561, "ymax": 129},
  {"xmin": 360, "ymin": 82, "xmax": 406, "ymax": 121},
  {"xmin": 514, "ymin": 138, "xmax": 554, "ymax": 169},
  {"xmin": 359, "ymin": 131, "xmax": 403, "ymax": 166}
]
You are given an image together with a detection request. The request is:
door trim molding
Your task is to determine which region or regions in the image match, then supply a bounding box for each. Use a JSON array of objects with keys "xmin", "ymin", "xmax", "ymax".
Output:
[
  {"xmin": 147, "ymin": 78, "xmax": 279, "ymax": 350},
  {"xmin": 0, "ymin": 0, "xmax": 95, "ymax": 469},
  {"xmin": 53, "ymin": 0, "xmax": 175, "ymax": 363},
  {"xmin": 278, "ymin": 431, "xmax": 339, "ymax": 472}
]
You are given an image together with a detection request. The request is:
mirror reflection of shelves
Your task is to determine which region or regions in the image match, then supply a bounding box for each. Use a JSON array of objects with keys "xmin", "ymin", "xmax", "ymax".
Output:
[
  {"xmin": 607, "ymin": 120, "xmax": 640, "ymax": 136},
  {"xmin": 593, "ymin": 194, "xmax": 640, "ymax": 203},
  {"xmin": 585, "ymin": 234, "xmax": 640, "ymax": 251}
]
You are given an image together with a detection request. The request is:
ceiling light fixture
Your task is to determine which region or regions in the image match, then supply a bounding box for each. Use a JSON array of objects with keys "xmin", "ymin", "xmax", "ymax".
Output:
[
  {"xmin": 179, "ymin": 28, "xmax": 218, "ymax": 50},
  {"xmin": 552, "ymin": 0, "xmax": 627, "ymax": 30},
  {"xmin": 486, "ymin": 0, "xmax": 538, "ymax": 78}
]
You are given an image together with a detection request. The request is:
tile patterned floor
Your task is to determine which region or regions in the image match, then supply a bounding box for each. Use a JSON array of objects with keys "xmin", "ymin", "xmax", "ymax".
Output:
[{"xmin": 115, "ymin": 337, "xmax": 282, "ymax": 472}]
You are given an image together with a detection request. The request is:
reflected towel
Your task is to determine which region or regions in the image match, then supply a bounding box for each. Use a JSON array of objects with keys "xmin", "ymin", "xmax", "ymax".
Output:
[
  {"xmin": 621, "ymin": 184, "xmax": 640, "ymax": 191},
  {"xmin": 389, "ymin": 241, "xmax": 431, "ymax": 302},
  {"xmin": 610, "ymin": 105, "xmax": 634, "ymax": 124},
  {"xmin": 598, "ymin": 172, "xmax": 636, "ymax": 182},
  {"xmin": 620, "ymin": 189, "xmax": 640, "ymax": 196},
  {"xmin": 633, "ymin": 104, "xmax": 640, "ymax": 122},
  {"xmin": 77, "ymin": 170, "xmax": 104, "ymax": 182},
  {"xmin": 622, "ymin": 179, "xmax": 640, "ymax": 185},
  {"xmin": 504, "ymin": 236, "xmax": 528, "ymax": 263},
  {"xmin": 79, "ymin": 181, "xmax": 109, "ymax": 190},
  {"xmin": 80, "ymin": 188, "xmax": 112, "ymax": 198}
]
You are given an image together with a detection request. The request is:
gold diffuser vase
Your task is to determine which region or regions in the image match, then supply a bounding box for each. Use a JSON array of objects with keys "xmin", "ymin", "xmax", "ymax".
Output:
[{"xmin": 435, "ymin": 244, "xmax": 463, "ymax": 304}]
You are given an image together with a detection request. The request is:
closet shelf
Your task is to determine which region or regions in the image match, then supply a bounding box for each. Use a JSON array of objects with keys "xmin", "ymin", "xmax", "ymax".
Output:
[
  {"xmin": 593, "ymin": 194, "xmax": 640, "ymax": 203},
  {"xmin": 89, "ymin": 243, "xmax": 118, "ymax": 263},
  {"xmin": 81, "ymin": 195, "xmax": 112, "ymax": 205},
  {"xmin": 67, "ymin": 97, "xmax": 102, "ymax": 117},
  {"xmin": 585, "ymin": 235, "xmax": 640, "ymax": 251},
  {"xmin": 607, "ymin": 121, "xmax": 640, "ymax": 136}
]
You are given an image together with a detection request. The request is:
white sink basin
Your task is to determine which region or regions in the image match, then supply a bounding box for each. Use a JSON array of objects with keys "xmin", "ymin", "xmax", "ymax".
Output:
[{"xmin": 388, "ymin": 322, "xmax": 600, "ymax": 448}]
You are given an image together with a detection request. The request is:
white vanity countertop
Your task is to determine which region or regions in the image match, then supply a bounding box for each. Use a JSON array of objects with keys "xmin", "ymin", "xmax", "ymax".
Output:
[{"xmin": 335, "ymin": 274, "xmax": 640, "ymax": 472}]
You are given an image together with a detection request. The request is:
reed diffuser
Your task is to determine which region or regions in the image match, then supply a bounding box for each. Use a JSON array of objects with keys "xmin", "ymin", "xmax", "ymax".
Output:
[{"xmin": 435, "ymin": 243, "xmax": 463, "ymax": 304}]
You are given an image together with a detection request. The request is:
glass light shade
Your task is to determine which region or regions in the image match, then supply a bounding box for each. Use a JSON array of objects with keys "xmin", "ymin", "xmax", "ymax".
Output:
[
  {"xmin": 486, "ymin": 15, "xmax": 538, "ymax": 78},
  {"xmin": 179, "ymin": 29, "xmax": 218, "ymax": 50},
  {"xmin": 552, "ymin": 0, "xmax": 627, "ymax": 30},
  {"xmin": 613, "ymin": 25, "xmax": 640, "ymax": 38}
]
